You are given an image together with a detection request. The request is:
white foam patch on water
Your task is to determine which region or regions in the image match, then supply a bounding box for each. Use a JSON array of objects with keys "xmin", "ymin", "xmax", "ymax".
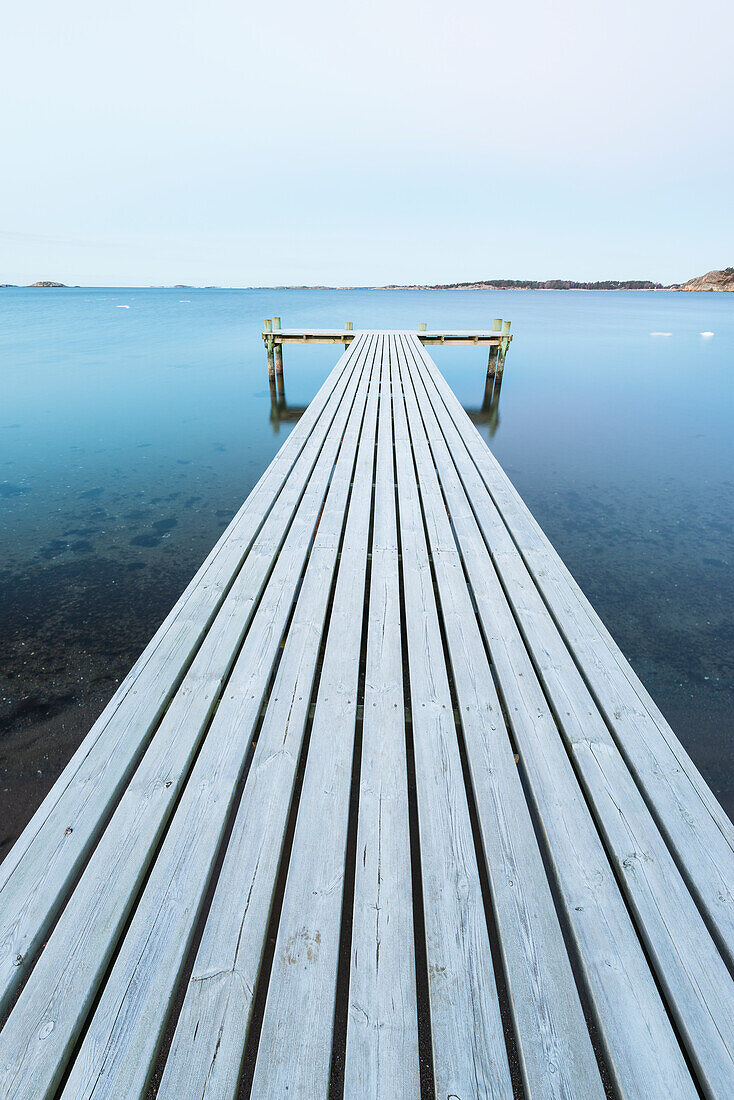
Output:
[
  {"xmin": 700, "ymin": 331, "xmax": 714, "ymax": 338},
  {"xmin": 650, "ymin": 331, "xmax": 672, "ymax": 336},
  {"xmin": 116, "ymin": 304, "xmax": 130, "ymax": 309}
]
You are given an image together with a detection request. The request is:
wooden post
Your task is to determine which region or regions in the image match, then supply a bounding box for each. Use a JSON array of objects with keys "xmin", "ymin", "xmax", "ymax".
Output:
[
  {"xmin": 344, "ymin": 320, "xmax": 353, "ymax": 349},
  {"xmin": 487, "ymin": 320, "xmax": 502, "ymax": 378},
  {"xmin": 418, "ymin": 322, "xmax": 427, "ymax": 332},
  {"xmin": 498, "ymin": 320, "xmax": 511, "ymax": 375},
  {"xmin": 264, "ymin": 319, "xmax": 275, "ymax": 383},
  {"xmin": 272, "ymin": 316, "xmax": 284, "ymax": 392}
]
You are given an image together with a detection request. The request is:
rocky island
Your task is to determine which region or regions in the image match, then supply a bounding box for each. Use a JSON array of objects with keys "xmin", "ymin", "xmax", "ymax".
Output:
[{"xmin": 669, "ymin": 268, "xmax": 734, "ymax": 292}]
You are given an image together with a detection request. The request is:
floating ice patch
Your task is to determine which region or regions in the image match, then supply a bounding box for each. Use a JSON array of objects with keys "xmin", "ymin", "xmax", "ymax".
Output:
[
  {"xmin": 700, "ymin": 331, "xmax": 714, "ymax": 338},
  {"xmin": 650, "ymin": 332, "xmax": 672, "ymax": 337}
]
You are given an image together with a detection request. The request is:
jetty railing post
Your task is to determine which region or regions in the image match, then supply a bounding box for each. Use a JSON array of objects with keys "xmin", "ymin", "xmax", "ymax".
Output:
[{"xmin": 272, "ymin": 316, "xmax": 285, "ymax": 400}]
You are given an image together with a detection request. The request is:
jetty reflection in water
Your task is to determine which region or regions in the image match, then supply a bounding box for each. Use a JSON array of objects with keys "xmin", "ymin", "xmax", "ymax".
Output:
[
  {"xmin": 267, "ymin": 375, "xmax": 308, "ymax": 432},
  {"xmin": 468, "ymin": 368, "xmax": 504, "ymax": 436},
  {"xmin": 267, "ymin": 368, "xmax": 505, "ymax": 437}
]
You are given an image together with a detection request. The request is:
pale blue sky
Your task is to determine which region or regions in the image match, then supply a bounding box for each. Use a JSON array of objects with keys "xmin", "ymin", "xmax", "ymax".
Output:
[{"xmin": 1, "ymin": 0, "xmax": 732, "ymax": 286}]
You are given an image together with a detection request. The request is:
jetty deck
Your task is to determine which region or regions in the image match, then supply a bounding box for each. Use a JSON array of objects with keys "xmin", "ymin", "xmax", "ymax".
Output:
[{"xmin": 0, "ymin": 332, "xmax": 732, "ymax": 1099}]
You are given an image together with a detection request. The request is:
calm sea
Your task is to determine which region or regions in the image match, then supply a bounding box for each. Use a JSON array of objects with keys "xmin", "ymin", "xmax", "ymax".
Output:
[{"xmin": 1, "ymin": 287, "xmax": 732, "ymax": 852}]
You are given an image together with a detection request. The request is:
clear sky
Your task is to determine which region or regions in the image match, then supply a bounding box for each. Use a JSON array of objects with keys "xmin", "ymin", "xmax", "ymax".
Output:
[{"xmin": 1, "ymin": 0, "xmax": 732, "ymax": 286}]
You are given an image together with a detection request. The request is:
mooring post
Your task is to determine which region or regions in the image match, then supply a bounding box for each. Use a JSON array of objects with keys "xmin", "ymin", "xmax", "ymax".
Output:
[
  {"xmin": 498, "ymin": 320, "xmax": 512, "ymax": 375},
  {"xmin": 264, "ymin": 318, "xmax": 275, "ymax": 383},
  {"xmin": 272, "ymin": 316, "xmax": 284, "ymax": 399},
  {"xmin": 419, "ymin": 322, "xmax": 427, "ymax": 332},
  {"xmin": 344, "ymin": 320, "xmax": 353, "ymax": 349},
  {"xmin": 487, "ymin": 318, "xmax": 502, "ymax": 379}
]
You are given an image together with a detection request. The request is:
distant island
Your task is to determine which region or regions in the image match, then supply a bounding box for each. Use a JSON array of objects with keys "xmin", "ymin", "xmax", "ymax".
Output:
[
  {"xmin": 4, "ymin": 267, "xmax": 734, "ymax": 291},
  {"xmin": 380, "ymin": 267, "xmax": 734, "ymax": 292},
  {"xmin": 381, "ymin": 279, "xmax": 664, "ymax": 290}
]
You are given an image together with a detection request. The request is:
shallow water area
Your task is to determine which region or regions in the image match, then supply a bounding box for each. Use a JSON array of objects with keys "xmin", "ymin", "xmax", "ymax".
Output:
[{"xmin": 0, "ymin": 286, "xmax": 732, "ymax": 855}]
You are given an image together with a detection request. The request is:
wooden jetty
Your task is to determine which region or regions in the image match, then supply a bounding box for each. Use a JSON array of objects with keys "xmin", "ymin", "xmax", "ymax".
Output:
[{"xmin": 0, "ymin": 331, "xmax": 732, "ymax": 1099}]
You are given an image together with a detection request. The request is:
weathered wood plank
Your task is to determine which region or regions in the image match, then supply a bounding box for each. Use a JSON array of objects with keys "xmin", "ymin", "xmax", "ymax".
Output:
[
  {"xmin": 154, "ymin": 339, "xmax": 381, "ymax": 1100},
  {"xmin": 248, "ymin": 337, "xmax": 383, "ymax": 1097},
  {"xmin": 0, "ymin": 338, "xmax": 365, "ymax": 1020},
  {"xmin": 406, "ymin": 336, "xmax": 734, "ymax": 1096},
  {"xmin": 344, "ymin": 338, "xmax": 420, "ymax": 1098},
  {"xmin": 399, "ymin": 337, "xmax": 698, "ymax": 1099},
  {"xmin": 391, "ymin": 336, "xmax": 513, "ymax": 1099},
  {"xmin": 0, "ymin": 338, "xmax": 377, "ymax": 1100},
  {"xmin": 411, "ymin": 335, "xmax": 734, "ymax": 962},
  {"xmin": 394, "ymin": 334, "xmax": 604, "ymax": 1099}
]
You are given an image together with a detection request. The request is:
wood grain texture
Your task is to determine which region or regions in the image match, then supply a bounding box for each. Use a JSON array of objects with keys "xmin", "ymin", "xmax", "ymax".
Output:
[
  {"xmin": 395, "ymin": 334, "xmax": 604, "ymax": 1100},
  {"xmin": 401, "ymin": 335, "xmax": 702, "ymax": 1098},
  {"xmin": 156, "ymin": 337, "xmax": 380, "ymax": 1100},
  {"xmin": 406, "ymin": 335, "xmax": 734, "ymax": 1097},
  {"xmin": 392, "ymin": 337, "xmax": 513, "ymax": 1100},
  {"xmin": 248, "ymin": 336, "xmax": 382, "ymax": 1098},
  {"xmin": 344, "ymin": 338, "xmax": 420, "ymax": 1099}
]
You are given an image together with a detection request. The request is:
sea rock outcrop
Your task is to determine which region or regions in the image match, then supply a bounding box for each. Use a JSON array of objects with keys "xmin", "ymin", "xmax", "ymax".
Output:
[{"xmin": 671, "ymin": 268, "xmax": 734, "ymax": 292}]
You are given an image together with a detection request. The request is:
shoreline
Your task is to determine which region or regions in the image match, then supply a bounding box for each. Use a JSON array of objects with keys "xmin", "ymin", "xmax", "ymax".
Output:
[{"xmin": 2, "ymin": 284, "xmax": 730, "ymax": 292}]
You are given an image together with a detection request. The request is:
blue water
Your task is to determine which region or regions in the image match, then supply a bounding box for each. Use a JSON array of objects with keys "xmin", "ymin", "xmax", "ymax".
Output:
[{"xmin": 0, "ymin": 287, "xmax": 732, "ymax": 851}]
